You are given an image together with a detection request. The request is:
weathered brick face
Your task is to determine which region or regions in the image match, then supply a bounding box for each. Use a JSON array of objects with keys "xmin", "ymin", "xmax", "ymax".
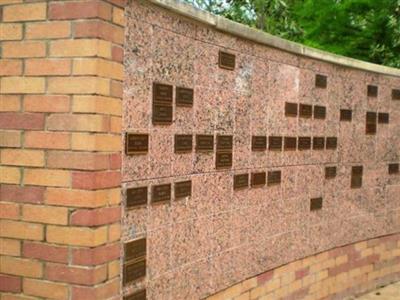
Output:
[{"xmin": 0, "ymin": 0, "xmax": 125, "ymax": 299}]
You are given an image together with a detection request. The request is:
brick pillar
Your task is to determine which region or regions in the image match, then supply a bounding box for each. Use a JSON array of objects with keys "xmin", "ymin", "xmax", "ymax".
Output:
[{"xmin": 0, "ymin": 1, "xmax": 125, "ymax": 299}]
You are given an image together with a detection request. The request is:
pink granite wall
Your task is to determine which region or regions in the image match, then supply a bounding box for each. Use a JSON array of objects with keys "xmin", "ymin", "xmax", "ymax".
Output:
[{"xmin": 122, "ymin": 1, "xmax": 400, "ymax": 299}]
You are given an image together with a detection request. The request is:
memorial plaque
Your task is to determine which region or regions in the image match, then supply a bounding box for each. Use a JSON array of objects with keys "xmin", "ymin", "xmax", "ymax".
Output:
[
  {"xmin": 389, "ymin": 163, "xmax": 399, "ymax": 175},
  {"xmin": 176, "ymin": 87, "xmax": 194, "ymax": 107},
  {"xmin": 325, "ymin": 166, "xmax": 337, "ymax": 179},
  {"xmin": 218, "ymin": 51, "xmax": 236, "ymax": 70},
  {"xmin": 196, "ymin": 135, "xmax": 214, "ymax": 152},
  {"xmin": 175, "ymin": 180, "xmax": 192, "ymax": 199},
  {"xmin": 366, "ymin": 123, "xmax": 377, "ymax": 134},
  {"xmin": 285, "ymin": 102, "xmax": 298, "ymax": 117},
  {"xmin": 299, "ymin": 104, "xmax": 312, "ymax": 118},
  {"xmin": 313, "ymin": 137, "xmax": 325, "ymax": 150},
  {"xmin": 153, "ymin": 83, "xmax": 173, "ymax": 103},
  {"xmin": 268, "ymin": 136, "xmax": 282, "ymax": 151},
  {"xmin": 393, "ymin": 89, "xmax": 400, "ymax": 100},
  {"xmin": 326, "ymin": 137, "xmax": 337, "ymax": 150},
  {"xmin": 284, "ymin": 137, "xmax": 297, "ymax": 151},
  {"xmin": 366, "ymin": 112, "xmax": 377, "ymax": 134},
  {"xmin": 216, "ymin": 152, "xmax": 232, "ymax": 169},
  {"xmin": 127, "ymin": 187, "xmax": 148, "ymax": 208},
  {"xmin": 125, "ymin": 238, "xmax": 146, "ymax": 262},
  {"xmin": 267, "ymin": 170, "xmax": 281, "ymax": 186},
  {"xmin": 298, "ymin": 137, "xmax": 311, "ymax": 150},
  {"xmin": 152, "ymin": 103, "xmax": 173, "ymax": 124},
  {"xmin": 310, "ymin": 197, "xmax": 323, "ymax": 211},
  {"xmin": 251, "ymin": 172, "xmax": 266, "ymax": 187},
  {"xmin": 313, "ymin": 105, "xmax": 326, "ymax": 119},
  {"xmin": 123, "ymin": 259, "xmax": 146, "ymax": 284},
  {"xmin": 367, "ymin": 85, "xmax": 378, "ymax": 97},
  {"xmin": 174, "ymin": 135, "xmax": 193, "ymax": 153},
  {"xmin": 217, "ymin": 135, "xmax": 233, "ymax": 150},
  {"xmin": 151, "ymin": 184, "xmax": 171, "ymax": 203},
  {"xmin": 366, "ymin": 112, "xmax": 377, "ymax": 123},
  {"xmin": 124, "ymin": 289, "xmax": 146, "ymax": 300},
  {"xmin": 340, "ymin": 109, "xmax": 352, "ymax": 121},
  {"xmin": 125, "ymin": 133, "xmax": 149, "ymax": 155},
  {"xmin": 378, "ymin": 113, "xmax": 389, "ymax": 124},
  {"xmin": 252, "ymin": 136, "xmax": 267, "ymax": 151},
  {"xmin": 234, "ymin": 174, "xmax": 249, "ymax": 190},
  {"xmin": 315, "ymin": 74, "xmax": 327, "ymax": 88},
  {"xmin": 351, "ymin": 166, "xmax": 363, "ymax": 188}
]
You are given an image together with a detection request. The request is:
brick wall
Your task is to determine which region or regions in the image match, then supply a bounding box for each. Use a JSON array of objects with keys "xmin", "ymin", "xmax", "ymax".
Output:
[
  {"xmin": 0, "ymin": 1, "xmax": 125, "ymax": 299},
  {"xmin": 206, "ymin": 234, "xmax": 400, "ymax": 300}
]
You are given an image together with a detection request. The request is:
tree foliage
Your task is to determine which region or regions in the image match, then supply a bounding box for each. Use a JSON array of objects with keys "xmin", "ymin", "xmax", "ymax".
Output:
[{"xmin": 184, "ymin": 0, "xmax": 400, "ymax": 67}]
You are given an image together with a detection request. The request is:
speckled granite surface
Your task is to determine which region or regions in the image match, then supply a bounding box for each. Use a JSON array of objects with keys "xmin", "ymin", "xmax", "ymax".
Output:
[{"xmin": 122, "ymin": 1, "xmax": 400, "ymax": 299}]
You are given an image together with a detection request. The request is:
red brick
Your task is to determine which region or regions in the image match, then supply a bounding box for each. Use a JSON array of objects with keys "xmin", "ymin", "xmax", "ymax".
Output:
[
  {"xmin": 111, "ymin": 45, "xmax": 123, "ymax": 63},
  {"xmin": 295, "ymin": 267, "xmax": 309, "ymax": 280},
  {"xmin": 24, "ymin": 95, "xmax": 70, "ymax": 113},
  {"xmin": 328, "ymin": 263, "xmax": 351, "ymax": 277},
  {"xmin": 45, "ymin": 263, "xmax": 107, "ymax": 285},
  {"xmin": 71, "ymin": 207, "xmax": 120, "ymax": 226},
  {"xmin": 47, "ymin": 151, "xmax": 110, "ymax": 170},
  {"xmin": 49, "ymin": 0, "xmax": 112, "ymax": 21},
  {"xmin": 23, "ymin": 242, "xmax": 68, "ymax": 264},
  {"xmin": 257, "ymin": 270, "xmax": 274, "ymax": 285},
  {"xmin": 0, "ymin": 185, "xmax": 44, "ymax": 204},
  {"xmin": 110, "ymin": 80, "xmax": 122, "ymax": 98},
  {"xmin": 109, "ymin": 153, "xmax": 121, "ymax": 170},
  {"xmin": 72, "ymin": 243, "xmax": 120, "ymax": 266},
  {"xmin": 25, "ymin": 131, "xmax": 70, "ymax": 150},
  {"xmin": 0, "ymin": 113, "xmax": 44, "ymax": 130},
  {"xmin": 0, "ymin": 274, "xmax": 21, "ymax": 293},
  {"xmin": 25, "ymin": 59, "xmax": 71, "ymax": 76},
  {"xmin": 0, "ymin": 59, "xmax": 22, "ymax": 76},
  {"xmin": 0, "ymin": 202, "xmax": 19, "ymax": 220},
  {"xmin": 74, "ymin": 20, "xmax": 124, "ymax": 44},
  {"xmin": 72, "ymin": 171, "xmax": 121, "ymax": 190},
  {"xmin": 71, "ymin": 278, "xmax": 119, "ymax": 300}
]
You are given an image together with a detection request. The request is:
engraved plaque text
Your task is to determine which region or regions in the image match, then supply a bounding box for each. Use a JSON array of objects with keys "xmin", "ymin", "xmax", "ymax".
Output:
[
  {"xmin": 315, "ymin": 74, "xmax": 327, "ymax": 88},
  {"xmin": 325, "ymin": 166, "xmax": 336, "ymax": 179},
  {"xmin": 298, "ymin": 137, "xmax": 311, "ymax": 150},
  {"xmin": 252, "ymin": 136, "xmax": 266, "ymax": 151},
  {"xmin": 367, "ymin": 85, "xmax": 378, "ymax": 97},
  {"xmin": 152, "ymin": 184, "xmax": 171, "ymax": 203},
  {"xmin": 234, "ymin": 174, "xmax": 249, "ymax": 190},
  {"xmin": 314, "ymin": 106, "xmax": 326, "ymax": 119},
  {"xmin": 310, "ymin": 197, "xmax": 323, "ymax": 211},
  {"xmin": 219, "ymin": 51, "xmax": 235, "ymax": 70},
  {"xmin": 340, "ymin": 109, "xmax": 352, "ymax": 121},
  {"xmin": 127, "ymin": 187, "xmax": 147, "ymax": 208},
  {"xmin": 196, "ymin": 135, "xmax": 214, "ymax": 152},
  {"xmin": 216, "ymin": 152, "xmax": 232, "ymax": 169},
  {"xmin": 267, "ymin": 170, "xmax": 281, "ymax": 186},
  {"xmin": 269, "ymin": 136, "xmax": 282, "ymax": 151},
  {"xmin": 251, "ymin": 172, "xmax": 266, "ymax": 187},
  {"xmin": 313, "ymin": 137, "xmax": 325, "ymax": 150},
  {"xmin": 123, "ymin": 259, "xmax": 146, "ymax": 284},
  {"xmin": 389, "ymin": 163, "xmax": 399, "ymax": 175},
  {"xmin": 176, "ymin": 87, "xmax": 194, "ymax": 107},
  {"xmin": 174, "ymin": 135, "xmax": 193, "ymax": 153},
  {"xmin": 299, "ymin": 104, "xmax": 312, "ymax": 118},
  {"xmin": 378, "ymin": 113, "xmax": 389, "ymax": 124},
  {"xmin": 125, "ymin": 238, "xmax": 146, "ymax": 262},
  {"xmin": 326, "ymin": 137, "xmax": 337, "ymax": 150},
  {"xmin": 284, "ymin": 137, "xmax": 297, "ymax": 151},
  {"xmin": 285, "ymin": 102, "xmax": 298, "ymax": 117},
  {"xmin": 175, "ymin": 180, "xmax": 192, "ymax": 199},
  {"xmin": 126, "ymin": 133, "xmax": 149, "ymax": 155}
]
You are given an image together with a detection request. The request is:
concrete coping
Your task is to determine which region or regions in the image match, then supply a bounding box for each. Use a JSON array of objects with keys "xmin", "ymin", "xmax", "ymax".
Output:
[{"xmin": 146, "ymin": 0, "xmax": 400, "ymax": 78}]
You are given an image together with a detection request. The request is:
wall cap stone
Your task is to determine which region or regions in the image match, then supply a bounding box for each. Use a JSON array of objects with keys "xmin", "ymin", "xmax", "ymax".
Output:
[{"xmin": 145, "ymin": 0, "xmax": 400, "ymax": 77}]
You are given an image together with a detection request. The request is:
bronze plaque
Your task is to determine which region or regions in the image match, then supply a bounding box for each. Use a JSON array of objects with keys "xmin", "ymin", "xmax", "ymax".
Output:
[
  {"xmin": 313, "ymin": 137, "xmax": 325, "ymax": 150},
  {"xmin": 234, "ymin": 174, "xmax": 249, "ymax": 190},
  {"xmin": 252, "ymin": 136, "xmax": 266, "ymax": 151},
  {"xmin": 216, "ymin": 152, "xmax": 232, "ymax": 169},
  {"xmin": 315, "ymin": 74, "xmax": 327, "ymax": 88},
  {"xmin": 378, "ymin": 113, "xmax": 389, "ymax": 124},
  {"xmin": 285, "ymin": 102, "xmax": 298, "ymax": 117},
  {"xmin": 326, "ymin": 137, "xmax": 337, "ymax": 150},
  {"xmin": 251, "ymin": 172, "xmax": 266, "ymax": 187},
  {"xmin": 310, "ymin": 197, "xmax": 323, "ymax": 211},
  {"xmin": 340, "ymin": 109, "xmax": 352, "ymax": 121},
  {"xmin": 284, "ymin": 137, "xmax": 297, "ymax": 151},
  {"xmin": 126, "ymin": 133, "xmax": 149, "ymax": 155},
  {"xmin": 175, "ymin": 180, "xmax": 191, "ymax": 199},
  {"xmin": 392, "ymin": 89, "xmax": 400, "ymax": 100},
  {"xmin": 367, "ymin": 85, "xmax": 378, "ymax": 97},
  {"xmin": 174, "ymin": 135, "xmax": 193, "ymax": 153},
  {"xmin": 366, "ymin": 112, "xmax": 377, "ymax": 123},
  {"xmin": 389, "ymin": 163, "xmax": 399, "ymax": 175},
  {"xmin": 351, "ymin": 166, "xmax": 363, "ymax": 188},
  {"xmin": 176, "ymin": 87, "xmax": 194, "ymax": 107},
  {"xmin": 196, "ymin": 135, "xmax": 214, "ymax": 152},
  {"xmin": 124, "ymin": 290, "xmax": 146, "ymax": 300},
  {"xmin": 366, "ymin": 123, "xmax": 377, "ymax": 134},
  {"xmin": 218, "ymin": 51, "xmax": 235, "ymax": 70},
  {"xmin": 151, "ymin": 184, "xmax": 171, "ymax": 203},
  {"xmin": 152, "ymin": 104, "xmax": 172, "ymax": 124},
  {"xmin": 125, "ymin": 238, "xmax": 146, "ymax": 262},
  {"xmin": 267, "ymin": 170, "xmax": 281, "ymax": 186},
  {"xmin": 313, "ymin": 105, "xmax": 326, "ymax": 119},
  {"xmin": 299, "ymin": 104, "xmax": 312, "ymax": 118},
  {"xmin": 123, "ymin": 259, "xmax": 146, "ymax": 284},
  {"xmin": 325, "ymin": 166, "xmax": 336, "ymax": 179},
  {"xmin": 153, "ymin": 83, "xmax": 173, "ymax": 103},
  {"xmin": 217, "ymin": 135, "xmax": 233, "ymax": 150},
  {"xmin": 268, "ymin": 136, "xmax": 282, "ymax": 151},
  {"xmin": 298, "ymin": 137, "xmax": 311, "ymax": 150},
  {"xmin": 127, "ymin": 187, "xmax": 147, "ymax": 208}
]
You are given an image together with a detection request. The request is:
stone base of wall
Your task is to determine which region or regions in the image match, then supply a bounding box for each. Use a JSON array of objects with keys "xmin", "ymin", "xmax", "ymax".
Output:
[{"xmin": 206, "ymin": 233, "xmax": 400, "ymax": 300}]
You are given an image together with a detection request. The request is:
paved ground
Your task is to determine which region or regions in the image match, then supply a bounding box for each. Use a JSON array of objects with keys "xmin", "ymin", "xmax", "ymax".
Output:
[{"xmin": 353, "ymin": 282, "xmax": 400, "ymax": 300}]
